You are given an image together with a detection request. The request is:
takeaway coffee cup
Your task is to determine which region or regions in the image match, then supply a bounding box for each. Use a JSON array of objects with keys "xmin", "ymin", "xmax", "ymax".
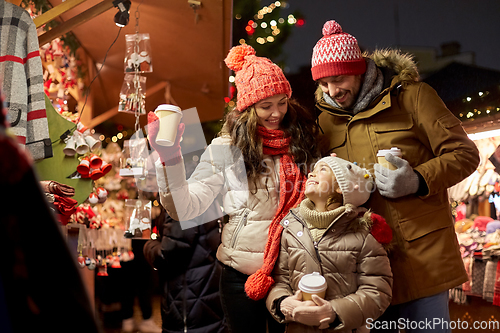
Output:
[
  {"xmin": 154, "ymin": 104, "xmax": 183, "ymax": 146},
  {"xmin": 298, "ymin": 272, "xmax": 327, "ymax": 301},
  {"xmin": 377, "ymin": 147, "xmax": 402, "ymax": 170}
]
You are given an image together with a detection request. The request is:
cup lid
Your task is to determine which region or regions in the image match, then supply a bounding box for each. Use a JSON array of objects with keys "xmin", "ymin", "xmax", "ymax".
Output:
[
  {"xmin": 155, "ymin": 104, "xmax": 182, "ymax": 116},
  {"xmin": 298, "ymin": 272, "xmax": 327, "ymax": 294},
  {"xmin": 377, "ymin": 147, "xmax": 402, "ymax": 157}
]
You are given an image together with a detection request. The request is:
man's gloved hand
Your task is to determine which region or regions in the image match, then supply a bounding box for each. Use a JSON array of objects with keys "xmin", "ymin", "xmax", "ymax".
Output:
[
  {"xmin": 280, "ymin": 291, "xmax": 314, "ymax": 321},
  {"xmin": 147, "ymin": 111, "xmax": 185, "ymax": 166},
  {"xmin": 292, "ymin": 295, "xmax": 335, "ymax": 329},
  {"xmin": 374, "ymin": 153, "xmax": 419, "ymax": 198}
]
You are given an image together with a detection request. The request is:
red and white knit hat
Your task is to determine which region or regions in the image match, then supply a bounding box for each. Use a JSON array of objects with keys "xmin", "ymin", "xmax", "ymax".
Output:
[
  {"xmin": 311, "ymin": 20, "xmax": 366, "ymax": 81},
  {"xmin": 224, "ymin": 44, "xmax": 292, "ymax": 112}
]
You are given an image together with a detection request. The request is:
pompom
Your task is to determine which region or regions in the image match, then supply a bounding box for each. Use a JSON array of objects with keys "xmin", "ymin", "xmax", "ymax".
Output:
[
  {"xmin": 245, "ymin": 269, "xmax": 275, "ymax": 300},
  {"xmin": 224, "ymin": 44, "xmax": 256, "ymax": 72},
  {"xmin": 370, "ymin": 213, "xmax": 393, "ymax": 245},
  {"xmin": 322, "ymin": 20, "xmax": 343, "ymax": 36}
]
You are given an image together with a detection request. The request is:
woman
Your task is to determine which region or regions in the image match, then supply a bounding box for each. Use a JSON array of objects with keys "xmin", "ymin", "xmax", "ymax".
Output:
[{"xmin": 147, "ymin": 44, "xmax": 319, "ymax": 332}]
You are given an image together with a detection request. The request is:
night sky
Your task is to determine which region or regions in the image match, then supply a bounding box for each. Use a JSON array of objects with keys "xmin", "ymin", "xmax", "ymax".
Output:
[{"xmin": 280, "ymin": 0, "xmax": 500, "ymax": 74}]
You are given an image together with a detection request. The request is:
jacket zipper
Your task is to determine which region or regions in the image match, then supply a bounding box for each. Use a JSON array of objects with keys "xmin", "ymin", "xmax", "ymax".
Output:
[
  {"xmin": 290, "ymin": 210, "xmax": 349, "ymax": 273},
  {"xmin": 230, "ymin": 210, "xmax": 249, "ymax": 248},
  {"xmin": 289, "ymin": 211, "xmax": 322, "ymax": 267},
  {"xmin": 313, "ymin": 241, "xmax": 322, "ymax": 264}
]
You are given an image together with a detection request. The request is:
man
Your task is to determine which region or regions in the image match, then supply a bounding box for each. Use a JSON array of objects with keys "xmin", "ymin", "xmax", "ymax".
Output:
[{"xmin": 311, "ymin": 20, "xmax": 479, "ymax": 332}]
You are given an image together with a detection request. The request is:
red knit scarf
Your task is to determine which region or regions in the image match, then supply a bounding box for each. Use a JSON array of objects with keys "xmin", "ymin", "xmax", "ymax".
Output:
[{"xmin": 244, "ymin": 126, "xmax": 307, "ymax": 300}]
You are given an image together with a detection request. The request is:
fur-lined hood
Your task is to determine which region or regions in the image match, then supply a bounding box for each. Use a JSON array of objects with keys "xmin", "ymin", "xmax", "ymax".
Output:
[
  {"xmin": 314, "ymin": 48, "xmax": 419, "ymax": 101},
  {"xmin": 367, "ymin": 48, "xmax": 419, "ymax": 87}
]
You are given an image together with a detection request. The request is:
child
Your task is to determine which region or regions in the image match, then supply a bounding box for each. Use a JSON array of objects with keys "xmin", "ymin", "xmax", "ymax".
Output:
[{"xmin": 266, "ymin": 156, "xmax": 393, "ymax": 333}]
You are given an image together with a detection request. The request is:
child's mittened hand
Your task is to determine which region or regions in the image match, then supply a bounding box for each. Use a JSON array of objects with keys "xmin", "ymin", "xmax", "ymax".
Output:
[
  {"xmin": 292, "ymin": 294, "xmax": 335, "ymax": 328},
  {"xmin": 312, "ymin": 295, "xmax": 336, "ymax": 329},
  {"xmin": 280, "ymin": 291, "xmax": 302, "ymax": 321},
  {"xmin": 280, "ymin": 291, "xmax": 315, "ymax": 321}
]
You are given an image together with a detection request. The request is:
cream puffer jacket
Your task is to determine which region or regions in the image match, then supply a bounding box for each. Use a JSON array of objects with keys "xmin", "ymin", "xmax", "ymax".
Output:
[
  {"xmin": 156, "ymin": 136, "xmax": 281, "ymax": 275},
  {"xmin": 266, "ymin": 205, "xmax": 393, "ymax": 333}
]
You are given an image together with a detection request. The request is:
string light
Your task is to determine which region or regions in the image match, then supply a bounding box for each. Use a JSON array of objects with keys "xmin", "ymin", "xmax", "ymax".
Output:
[
  {"xmin": 456, "ymin": 89, "xmax": 499, "ymax": 122},
  {"xmin": 99, "ymin": 130, "xmax": 130, "ymax": 146},
  {"xmin": 228, "ymin": 1, "xmax": 304, "ymax": 104},
  {"xmin": 241, "ymin": 1, "xmax": 301, "ymax": 44}
]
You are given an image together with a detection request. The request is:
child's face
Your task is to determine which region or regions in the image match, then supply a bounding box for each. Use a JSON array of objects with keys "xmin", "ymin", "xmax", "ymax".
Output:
[{"xmin": 305, "ymin": 162, "xmax": 340, "ymax": 200}]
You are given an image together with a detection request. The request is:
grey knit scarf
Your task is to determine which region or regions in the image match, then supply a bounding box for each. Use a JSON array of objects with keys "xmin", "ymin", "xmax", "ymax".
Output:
[{"xmin": 323, "ymin": 58, "xmax": 384, "ymax": 114}]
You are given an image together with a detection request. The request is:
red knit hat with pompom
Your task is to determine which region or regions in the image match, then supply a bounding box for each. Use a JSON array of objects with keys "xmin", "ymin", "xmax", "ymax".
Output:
[
  {"xmin": 224, "ymin": 44, "xmax": 292, "ymax": 112},
  {"xmin": 311, "ymin": 20, "xmax": 366, "ymax": 81}
]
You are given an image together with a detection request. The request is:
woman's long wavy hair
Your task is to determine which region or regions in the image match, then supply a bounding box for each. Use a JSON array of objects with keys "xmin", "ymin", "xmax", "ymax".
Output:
[{"xmin": 218, "ymin": 98, "xmax": 320, "ymax": 187}]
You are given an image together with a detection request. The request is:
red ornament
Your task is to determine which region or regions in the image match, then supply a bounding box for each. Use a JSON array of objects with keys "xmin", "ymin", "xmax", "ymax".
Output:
[
  {"xmin": 96, "ymin": 187, "xmax": 108, "ymax": 200},
  {"xmin": 229, "ymin": 86, "xmax": 236, "ymax": 99},
  {"xmin": 88, "ymin": 192, "xmax": 99, "ymax": 205},
  {"xmin": 77, "ymin": 256, "xmax": 86, "ymax": 268},
  {"xmin": 111, "ymin": 256, "xmax": 122, "ymax": 268}
]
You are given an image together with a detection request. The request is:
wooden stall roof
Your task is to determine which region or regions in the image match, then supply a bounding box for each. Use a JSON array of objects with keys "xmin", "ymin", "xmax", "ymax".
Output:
[{"xmin": 42, "ymin": 0, "xmax": 232, "ymax": 130}]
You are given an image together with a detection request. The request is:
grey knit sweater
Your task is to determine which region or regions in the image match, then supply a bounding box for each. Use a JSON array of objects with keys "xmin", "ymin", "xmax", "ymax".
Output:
[{"xmin": 0, "ymin": 1, "xmax": 51, "ymax": 160}]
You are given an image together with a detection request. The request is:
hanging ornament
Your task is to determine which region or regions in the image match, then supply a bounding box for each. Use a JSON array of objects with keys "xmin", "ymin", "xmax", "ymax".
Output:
[
  {"xmin": 88, "ymin": 192, "xmax": 99, "ymax": 205},
  {"xmin": 124, "ymin": 33, "xmax": 152, "ymax": 73},
  {"xmin": 87, "ymin": 258, "xmax": 97, "ymax": 270},
  {"xmin": 97, "ymin": 187, "xmax": 108, "ymax": 203},
  {"xmin": 118, "ymin": 7, "xmax": 151, "ymax": 116},
  {"xmin": 77, "ymin": 255, "xmax": 86, "ymax": 268},
  {"xmin": 118, "ymin": 74, "xmax": 146, "ymax": 115},
  {"xmin": 119, "ymin": 135, "xmax": 148, "ymax": 177},
  {"xmin": 111, "ymin": 253, "xmax": 122, "ymax": 268}
]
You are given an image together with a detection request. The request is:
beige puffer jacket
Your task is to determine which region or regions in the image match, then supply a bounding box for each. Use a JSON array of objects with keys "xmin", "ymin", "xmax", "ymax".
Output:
[
  {"xmin": 266, "ymin": 205, "xmax": 393, "ymax": 333},
  {"xmin": 156, "ymin": 136, "xmax": 282, "ymax": 275}
]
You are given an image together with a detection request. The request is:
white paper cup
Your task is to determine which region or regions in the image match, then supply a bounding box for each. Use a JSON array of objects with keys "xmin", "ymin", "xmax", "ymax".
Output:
[
  {"xmin": 377, "ymin": 147, "xmax": 402, "ymax": 170},
  {"xmin": 298, "ymin": 272, "xmax": 327, "ymax": 301},
  {"xmin": 154, "ymin": 104, "xmax": 182, "ymax": 146}
]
